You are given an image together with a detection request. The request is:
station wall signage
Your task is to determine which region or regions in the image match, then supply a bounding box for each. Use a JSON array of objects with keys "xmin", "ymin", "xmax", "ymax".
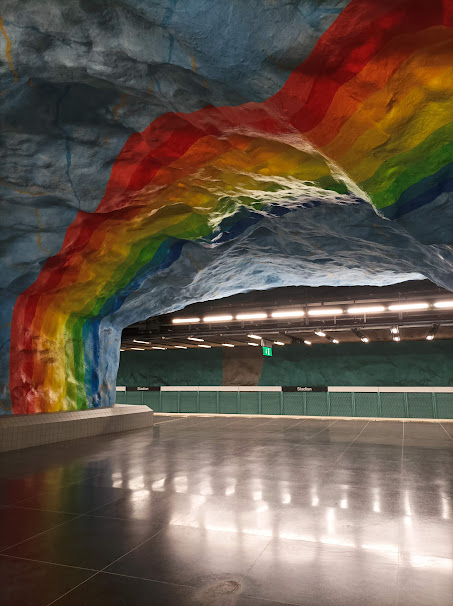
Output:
[
  {"xmin": 282, "ymin": 386, "xmax": 328, "ymax": 392},
  {"xmin": 126, "ymin": 386, "xmax": 161, "ymax": 391}
]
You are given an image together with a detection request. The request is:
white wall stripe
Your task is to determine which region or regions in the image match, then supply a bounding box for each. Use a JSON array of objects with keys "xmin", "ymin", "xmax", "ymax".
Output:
[{"xmin": 117, "ymin": 385, "xmax": 453, "ymax": 393}]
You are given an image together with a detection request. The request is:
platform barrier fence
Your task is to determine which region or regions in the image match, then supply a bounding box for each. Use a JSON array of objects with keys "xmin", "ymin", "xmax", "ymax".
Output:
[{"xmin": 115, "ymin": 387, "xmax": 453, "ymax": 419}]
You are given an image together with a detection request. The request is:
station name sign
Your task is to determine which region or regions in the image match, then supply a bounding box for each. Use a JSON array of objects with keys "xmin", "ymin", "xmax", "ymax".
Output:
[
  {"xmin": 126, "ymin": 386, "xmax": 161, "ymax": 391},
  {"xmin": 282, "ymin": 386, "xmax": 327, "ymax": 392}
]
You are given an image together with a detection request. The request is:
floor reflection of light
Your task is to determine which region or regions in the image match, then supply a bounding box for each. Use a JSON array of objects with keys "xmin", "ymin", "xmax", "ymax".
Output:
[
  {"xmin": 192, "ymin": 494, "xmax": 207, "ymax": 504},
  {"xmin": 372, "ymin": 488, "xmax": 380, "ymax": 513},
  {"xmin": 340, "ymin": 498, "xmax": 348, "ymax": 509},
  {"xmin": 128, "ymin": 475, "xmax": 145, "ymax": 490},
  {"xmin": 242, "ymin": 528, "xmax": 273, "ymax": 538},
  {"xmin": 256, "ymin": 503, "xmax": 268, "ymax": 513},
  {"xmin": 326, "ymin": 507, "xmax": 335, "ymax": 534},
  {"xmin": 404, "ymin": 490, "xmax": 412, "ymax": 516},
  {"xmin": 321, "ymin": 537, "xmax": 355, "ymax": 548},
  {"xmin": 362, "ymin": 543, "xmax": 398, "ymax": 562},
  {"xmin": 410, "ymin": 554, "xmax": 453, "ymax": 571},
  {"xmin": 225, "ymin": 485, "xmax": 236, "ymax": 496},
  {"xmin": 404, "ymin": 515, "xmax": 412, "ymax": 527},
  {"xmin": 312, "ymin": 496, "xmax": 319, "ymax": 507},
  {"xmin": 199, "ymin": 481, "xmax": 213, "ymax": 496},
  {"xmin": 441, "ymin": 493, "xmax": 450, "ymax": 520},
  {"xmin": 151, "ymin": 478, "xmax": 166, "ymax": 491},
  {"xmin": 282, "ymin": 493, "xmax": 291, "ymax": 504},
  {"xmin": 133, "ymin": 489, "xmax": 150, "ymax": 498},
  {"xmin": 204, "ymin": 523, "xmax": 239, "ymax": 534},
  {"xmin": 252, "ymin": 491, "xmax": 263, "ymax": 501},
  {"xmin": 362, "ymin": 543, "xmax": 398, "ymax": 555},
  {"xmin": 112, "ymin": 472, "xmax": 123, "ymax": 488},
  {"xmin": 174, "ymin": 476, "xmax": 188, "ymax": 493},
  {"xmin": 167, "ymin": 519, "xmax": 453, "ymax": 572},
  {"xmin": 280, "ymin": 531, "xmax": 315, "ymax": 542}
]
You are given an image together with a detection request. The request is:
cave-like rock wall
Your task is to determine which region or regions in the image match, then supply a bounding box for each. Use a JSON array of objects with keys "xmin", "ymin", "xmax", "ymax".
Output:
[{"xmin": 1, "ymin": 0, "xmax": 453, "ymax": 414}]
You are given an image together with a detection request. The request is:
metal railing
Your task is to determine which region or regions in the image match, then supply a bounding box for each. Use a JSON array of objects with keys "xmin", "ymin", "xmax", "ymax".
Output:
[{"xmin": 116, "ymin": 388, "xmax": 453, "ymax": 419}]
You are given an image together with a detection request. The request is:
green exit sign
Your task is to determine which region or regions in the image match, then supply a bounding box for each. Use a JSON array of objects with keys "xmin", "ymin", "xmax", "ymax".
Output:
[{"xmin": 263, "ymin": 346, "xmax": 273, "ymax": 357}]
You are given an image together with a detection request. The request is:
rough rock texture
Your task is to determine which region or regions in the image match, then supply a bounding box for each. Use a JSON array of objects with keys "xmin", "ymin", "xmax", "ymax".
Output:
[{"xmin": 1, "ymin": 0, "xmax": 453, "ymax": 413}]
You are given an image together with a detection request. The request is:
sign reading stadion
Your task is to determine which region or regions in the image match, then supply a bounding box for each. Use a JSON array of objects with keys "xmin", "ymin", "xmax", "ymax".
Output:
[
  {"xmin": 282, "ymin": 386, "xmax": 327, "ymax": 392},
  {"xmin": 126, "ymin": 386, "xmax": 160, "ymax": 391}
]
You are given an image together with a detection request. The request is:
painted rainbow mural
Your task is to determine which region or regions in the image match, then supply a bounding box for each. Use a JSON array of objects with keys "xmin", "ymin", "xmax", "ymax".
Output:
[{"xmin": 3, "ymin": 0, "xmax": 453, "ymax": 413}]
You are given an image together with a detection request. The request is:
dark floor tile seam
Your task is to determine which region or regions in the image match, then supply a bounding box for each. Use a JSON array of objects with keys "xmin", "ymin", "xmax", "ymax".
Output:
[
  {"xmin": 0, "ymin": 552, "xmax": 99, "ymax": 574},
  {"xmin": 394, "ymin": 422, "xmax": 406, "ymax": 606},
  {"xmin": 328, "ymin": 420, "xmax": 371, "ymax": 465},
  {"xmin": 0, "ymin": 470, "xmax": 113, "ymax": 508},
  {"xmin": 221, "ymin": 419, "xmax": 311, "ymax": 456},
  {"xmin": 232, "ymin": 420, "xmax": 309, "ymax": 446},
  {"xmin": 155, "ymin": 417, "xmax": 248, "ymax": 442},
  {"xmin": 165, "ymin": 415, "xmax": 241, "ymax": 430},
  {"xmin": 151, "ymin": 416, "xmax": 221, "ymax": 435},
  {"xmin": 0, "ymin": 469, "xmax": 109, "ymax": 505},
  {"xmin": 45, "ymin": 571, "xmax": 100, "ymax": 606},
  {"xmin": 0, "ymin": 492, "xmax": 129, "ymax": 554},
  {"xmin": 241, "ymin": 594, "xmax": 302, "ymax": 606},
  {"xmin": 101, "ymin": 569, "xmax": 197, "ymax": 590},
  {"xmin": 297, "ymin": 421, "xmax": 372, "ymax": 489},
  {"xmin": 45, "ymin": 526, "xmax": 168, "ymax": 606},
  {"xmin": 440, "ymin": 423, "xmax": 453, "ymax": 441},
  {"xmin": 84, "ymin": 510, "xmax": 188, "ymax": 524},
  {"xmin": 278, "ymin": 420, "xmax": 339, "ymax": 456},
  {"xmin": 2, "ymin": 503, "xmax": 83, "ymax": 516},
  {"xmin": 153, "ymin": 418, "xmax": 189, "ymax": 425}
]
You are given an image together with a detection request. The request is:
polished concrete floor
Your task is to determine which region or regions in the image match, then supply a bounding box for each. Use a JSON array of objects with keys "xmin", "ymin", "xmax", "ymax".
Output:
[{"xmin": 1, "ymin": 415, "xmax": 453, "ymax": 605}]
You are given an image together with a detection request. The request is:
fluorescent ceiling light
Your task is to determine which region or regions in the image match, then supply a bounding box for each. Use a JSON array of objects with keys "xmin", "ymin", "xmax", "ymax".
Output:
[
  {"xmin": 222, "ymin": 343, "xmax": 235, "ymax": 347},
  {"xmin": 304, "ymin": 340, "xmax": 312, "ymax": 345},
  {"xmin": 120, "ymin": 349, "xmax": 125, "ymax": 351},
  {"xmin": 198, "ymin": 344, "xmax": 211, "ymax": 348},
  {"xmin": 236, "ymin": 312, "xmax": 268, "ymax": 320},
  {"xmin": 390, "ymin": 327, "xmax": 399, "ymax": 334},
  {"xmin": 314, "ymin": 331, "xmax": 326, "ymax": 337},
  {"xmin": 131, "ymin": 347, "xmax": 145, "ymax": 350},
  {"xmin": 152, "ymin": 346, "xmax": 166, "ymax": 350},
  {"xmin": 274, "ymin": 341, "xmax": 285, "ymax": 346},
  {"xmin": 133, "ymin": 339, "xmax": 150, "ymax": 344},
  {"xmin": 172, "ymin": 317, "xmax": 201, "ymax": 324},
  {"xmin": 393, "ymin": 336, "xmax": 400, "ymax": 342},
  {"xmin": 388, "ymin": 303, "xmax": 428, "ymax": 311},
  {"xmin": 308, "ymin": 308, "xmax": 343, "ymax": 316},
  {"xmin": 361, "ymin": 337, "xmax": 369, "ymax": 343},
  {"xmin": 426, "ymin": 335, "xmax": 434, "ymax": 341},
  {"xmin": 271, "ymin": 310, "xmax": 304, "ymax": 318},
  {"xmin": 188, "ymin": 337, "xmax": 204, "ymax": 342},
  {"xmin": 248, "ymin": 342, "xmax": 259, "ymax": 346},
  {"xmin": 174, "ymin": 346, "xmax": 187, "ymax": 349},
  {"xmin": 332, "ymin": 339, "xmax": 339, "ymax": 344},
  {"xmin": 434, "ymin": 300, "xmax": 453, "ymax": 308},
  {"xmin": 347, "ymin": 305, "xmax": 385, "ymax": 314},
  {"xmin": 247, "ymin": 334, "xmax": 262, "ymax": 340},
  {"xmin": 203, "ymin": 315, "xmax": 233, "ymax": 322}
]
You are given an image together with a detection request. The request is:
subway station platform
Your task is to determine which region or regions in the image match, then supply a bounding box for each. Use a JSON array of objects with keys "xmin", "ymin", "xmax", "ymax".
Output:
[{"xmin": 1, "ymin": 415, "xmax": 453, "ymax": 605}]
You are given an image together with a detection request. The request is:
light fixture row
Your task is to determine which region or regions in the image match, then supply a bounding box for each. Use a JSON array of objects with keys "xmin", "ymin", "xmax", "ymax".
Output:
[
  {"xmin": 172, "ymin": 300, "xmax": 453, "ymax": 324},
  {"xmin": 126, "ymin": 322, "xmax": 442, "ymax": 351}
]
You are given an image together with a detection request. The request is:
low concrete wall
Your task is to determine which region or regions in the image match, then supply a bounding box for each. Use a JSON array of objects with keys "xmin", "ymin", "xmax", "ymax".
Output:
[{"xmin": 0, "ymin": 404, "xmax": 153, "ymax": 452}]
